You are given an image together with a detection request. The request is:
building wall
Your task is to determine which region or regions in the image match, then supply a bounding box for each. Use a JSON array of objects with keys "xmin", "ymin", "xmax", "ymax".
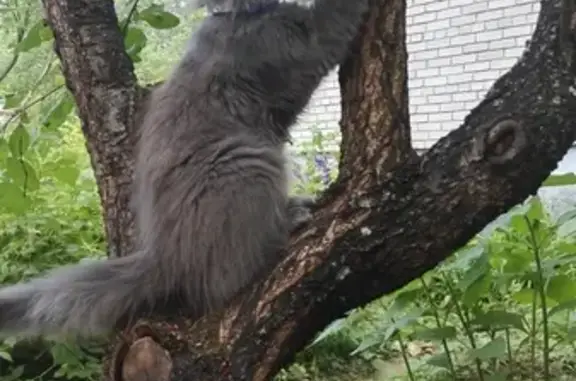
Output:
[{"xmin": 292, "ymin": 0, "xmax": 540, "ymax": 149}]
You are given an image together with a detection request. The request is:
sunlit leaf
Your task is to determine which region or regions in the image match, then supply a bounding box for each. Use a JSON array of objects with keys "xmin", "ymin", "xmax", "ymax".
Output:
[
  {"xmin": 16, "ymin": 20, "xmax": 54, "ymax": 52},
  {"xmin": 0, "ymin": 138, "xmax": 9, "ymax": 161},
  {"xmin": 461, "ymin": 273, "xmax": 491, "ymax": 307},
  {"xmin": 42, "ymin": 92, "xmax": 75, "ymax": 130},
  {"xmin": 310, "ymin": 317, "xmax": 346, "ymax": 346},
  {"xmin": 124, "ymin": 27, "xmax": 148, "ymax": 61},
  {"xmin": 542, "ymin": 172, "xmax": 576, "ymax": 187},
  {"xmin": 389, "ymin": 288, "xmax": 422, "ymax": 313},
  {"xmin": 525, "ymin": 196, "xmax": 546, "ymax": 222},
  {"xmin": 566, "ymin": 326, "xmax": 576, "ymax": 342},
  {"xmin": 426, "ymin": 353, "xmax": 452, "ymax": 369},
  {"xmin": 352, "ymin": 312, "xmax": 422, "ymax": 356},
  {"xmin": 548, "ymin": 298, "xmax": 576, "ymax": 317},
  {"xmin": 556, "ymin": 209, "xmax": 576, "ymax": 226},
  {"xmin": 53, "ymin": 161, "xmax": 81, "ymax": 186},
  {"xmin": 547, "ymin": 274, "xmax": 576, "ymax": 304},
  {"xmin": 0, "ymin": 350, "xmax": 12, "ymax": 362},
  {"xmin": 469, "ymin": 310, "xmax": 526, "ymax": 333},
  {"xmin": 351, "ymin": 335, "xmax": 383, "ymax": 356},
  {"xmin": 412, "ymin": 326, "xmax": 457, "ymax": 341},
  {"xmin": 457, "ymin": 250, "xmax": 490, "ymax": 291},
  {"xmin": 138, "ymin": 5, "xmax": 180, "ymax": 29},
  {"xmin": 50, "ymin": 343, "xmax": 82, "ymax": 366},
  {"xmin": 53, "ymin": 72, "xmax": 67, "ymax": 86},
  {"xmin": 442, "ymin": 244, "xmax": 484, "ymax": 272},
  {"xmin": 3, "ymin": 92, "xmax": 26, "ymax": 109},
  {"xmin": 8, "ymin": 124, "xmax": 30, "ymax": 157},
  {"xmin": 5, "ymin": 157, "xmax": 40, "ymax": 192},
  {"xmin": 501, "ymin": 248, "xmax": 532, "ymax": 274},
  {"xmin": 512, "ymin": 289, "xmax": 534, "ymax": 305},
  {"xmin": 0, "ymin": 182, "xmax": 29, "ymax": 213},
  {"xmin": 468, "ymin": 337, "xmax": 507, "ymax": 361}
]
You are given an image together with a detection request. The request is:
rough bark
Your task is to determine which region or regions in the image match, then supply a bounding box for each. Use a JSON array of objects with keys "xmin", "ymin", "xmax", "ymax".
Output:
[
  {"xmin": 41, "ymin": 0, "xmax": 141, "ymax": 258},
  {"xmin": 339, "ymin": 0, "xmax": 416, "ymax": 183},
  {"xmin": 39, "ymin": 0, "xmax": 576, "ymax": 380}
]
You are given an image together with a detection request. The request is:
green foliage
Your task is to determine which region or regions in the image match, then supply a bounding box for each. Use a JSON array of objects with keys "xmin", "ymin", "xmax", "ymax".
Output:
[{"xmin": 278, "ymin": 192, "xmax": 576, "ymax": 381}]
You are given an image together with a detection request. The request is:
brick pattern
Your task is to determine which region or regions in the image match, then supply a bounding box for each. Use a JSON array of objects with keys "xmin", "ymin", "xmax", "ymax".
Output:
[{"xmin": 292, "ymin": 0, "xmax": 540, "ymax": 149}]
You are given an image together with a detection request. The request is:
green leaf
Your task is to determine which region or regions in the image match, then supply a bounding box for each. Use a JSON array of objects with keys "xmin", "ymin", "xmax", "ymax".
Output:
[
  {"xmin": 3, "ymin": 92, "xmax": 26, "ymax": 109},
  {"xmin": 468, "ymin": 337, "xmax": 507, "ymax": 361},
  {"xmin": 412, "ymin": 326, "xmax": 457, "ymax": 341},
  {"xmin": 1, "ymin": 366, "xmax": 24, "ymax": 381},
  {"xmin": 0, "ymin": 182, "xmax": 29, "ymax": 213},
  {"xmin": 512, "ymin": 289, "xmax": 534, "ymax": 305},
  {"xmin": 389, "ymin": 288, "xmax": 422, "ymax": 313},
  {"xmin": 461, "ymin": 273, "xmax": 491, "ymax": 307},
  {"xmin": 351, "ymin": 335, "xmax": 383, "ymax": 356},
  {"xmin": 0, "ymin": 138, "xmax": 9, "ymax": 161},
  {"xmin": 39, "ymin": 24, "xmax": 54, "ymax": 41},
  {"xmin": 566, "ymin": 326, "xmax": 576, "ymax": 342},
  {"xmin": 556, "ymin": 209, "xmax": 576, "ymax": 226},
  {"xmin": 547, "ymin": 274, "xmax": 576, "ymax": 304},
  {"xmin": 16, "ymin": 20, "xmax": 54, "ymax": 52},
  {"xmin": 0, "ymin": 350, "xmax": 12, "ymax": 362},
  {"xmin": 485, "ymin": 371, "xmax": 510, "ymax": 381},
  {"xmin": 8, "ymin": 124, "xmax": 30, "ymax": 157},
  {"xmin": 124, "ymin": 27, "xmax": 148, "ymax": 61},
  {"xmin": 42, "ymin": 92, "xmax": 75, "ymax": 129},
  {"xmin": 548, "ymin": 298, "xmax": 576, "ymax": 317},
  {"xmin": 5, "ymin": 157, "xmax": 40, "ymax": 192},
  {"xmin": 53, "ymin": 161, "xmax": 81, "ymax": 186},
  {"xmin": 310, "ymin": 318, "xmax": 346, "ymax": 346},
  {"xmin": 351, "ymin": 312, "xmax": 423, "ymax": 355},
  {"xmin": 50, "ymin": 343, "xmax": 82, "ymax": 366},
  {"xmin": 469, "ymin": 310, "xmax": 526, "ymax": 332},
  {"xmin": 138, "ymin": 5, "xmax": 180, "ymax": 29},
  {"xmin": 542, "ymin": 172, "xmax": 576, "ymax": 187},
  {"xmin": 457, "ymin": 250, "xmax": 490, "ymax": 292},
  {"xmin": 426, "ymin": 353, "xmax": 452, "ymax": 369},
  {"xmin": 526, "ymin": 196, "xmax": 546, "ymax": 220},
  {"xmin": 442, "ymin": 244, "xmax": 484, "ymax": 272},
  {"xmin": 501, "ymin": 248, "xmax": 532, "ymax": 274}
]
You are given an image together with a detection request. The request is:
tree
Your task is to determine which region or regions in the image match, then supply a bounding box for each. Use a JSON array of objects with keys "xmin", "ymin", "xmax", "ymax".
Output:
[{"xmin": 38, "ymin": 0, "xmax": 576, "ymax": 379}]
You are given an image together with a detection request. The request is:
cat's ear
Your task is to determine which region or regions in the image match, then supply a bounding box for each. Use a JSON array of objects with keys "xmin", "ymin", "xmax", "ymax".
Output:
[{"xmin": 190, "ymin": 0, "xmax": 208, "ymax": 9}]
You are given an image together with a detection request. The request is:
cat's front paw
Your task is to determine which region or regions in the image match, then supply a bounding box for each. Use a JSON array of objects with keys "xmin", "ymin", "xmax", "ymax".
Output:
[{"xmin": 287, "ymin": 195, "xmax": 316, "ymax": 231}]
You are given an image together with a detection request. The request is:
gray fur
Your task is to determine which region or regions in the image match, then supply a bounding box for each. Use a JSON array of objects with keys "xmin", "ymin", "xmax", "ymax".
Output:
[{"xmin": 0, "ymin": 0, "xmax": 368, "ymax": 338}]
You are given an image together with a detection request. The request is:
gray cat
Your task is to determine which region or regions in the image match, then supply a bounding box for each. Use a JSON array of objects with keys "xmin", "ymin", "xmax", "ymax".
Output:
[{"xmin": 0, "ymin": 0, "xmax": 368, "ymax": 337}]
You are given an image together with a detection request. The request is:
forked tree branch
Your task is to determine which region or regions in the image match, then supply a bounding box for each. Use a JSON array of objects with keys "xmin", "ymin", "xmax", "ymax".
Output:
[{"xmin": 39, "ymin": 0, "xmax": 576, "ymax": 380}]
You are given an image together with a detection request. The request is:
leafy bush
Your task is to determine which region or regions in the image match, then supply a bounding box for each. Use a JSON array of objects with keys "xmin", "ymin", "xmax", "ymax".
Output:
[{"xmin": 279, "ymin": 153, "xmax": 576, "ymax": 381}]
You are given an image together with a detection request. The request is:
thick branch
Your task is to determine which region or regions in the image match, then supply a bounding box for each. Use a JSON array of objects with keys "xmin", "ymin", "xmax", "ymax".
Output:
[
  {"xmin": 42, "ymin": 0, "xmax": 141, "ymax": 257},
  {"xmin": 113, "ymin": 0, "xmax": 576, "ymax": 380},
  {"xmin": 338, "ymin": 0, "xmax": 415, "ymax": 186}
]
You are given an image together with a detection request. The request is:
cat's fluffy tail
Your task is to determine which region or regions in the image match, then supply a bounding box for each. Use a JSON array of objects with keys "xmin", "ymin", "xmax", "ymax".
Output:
[{"xmin": 0, "ymin": 252, "xmax": 159, "ymax": 337}]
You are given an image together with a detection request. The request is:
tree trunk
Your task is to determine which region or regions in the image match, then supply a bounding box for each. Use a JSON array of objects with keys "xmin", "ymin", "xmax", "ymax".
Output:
[
  {"xmin": 39, "ymin": 0, "xmax": 576, "ymax": 380},
  {"xmin": 41, "ymin": 0, "xmax": 141, "ymax": 258}
]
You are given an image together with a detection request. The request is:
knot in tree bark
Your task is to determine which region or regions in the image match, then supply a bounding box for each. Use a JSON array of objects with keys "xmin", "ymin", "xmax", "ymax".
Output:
[{"xmin": 474, "ymin": 118, "xmax": 527, "ymax": 165}]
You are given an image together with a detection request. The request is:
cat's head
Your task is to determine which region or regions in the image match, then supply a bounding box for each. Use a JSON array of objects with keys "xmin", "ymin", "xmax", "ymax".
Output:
[{"xmin": 192, "ymin": 0, "xmax": 280, "ymax": 13}]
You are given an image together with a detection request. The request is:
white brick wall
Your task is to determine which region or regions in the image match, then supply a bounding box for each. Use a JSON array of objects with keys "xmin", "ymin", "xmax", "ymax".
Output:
[{"xmin": 293, "ymin": 0, "xmax": 540, "ymax": 150}]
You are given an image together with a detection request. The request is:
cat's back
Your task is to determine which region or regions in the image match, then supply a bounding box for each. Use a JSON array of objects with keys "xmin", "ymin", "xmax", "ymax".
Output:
[{"xmin": 137, "ymin": 3, "xmax": 315, "ymax": 164}]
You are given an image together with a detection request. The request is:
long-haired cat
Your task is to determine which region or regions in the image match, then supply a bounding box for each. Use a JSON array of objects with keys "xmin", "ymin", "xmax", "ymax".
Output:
[{"xmin": 0, "ymin": 0, "xmax": 368, "ymax": 337}]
